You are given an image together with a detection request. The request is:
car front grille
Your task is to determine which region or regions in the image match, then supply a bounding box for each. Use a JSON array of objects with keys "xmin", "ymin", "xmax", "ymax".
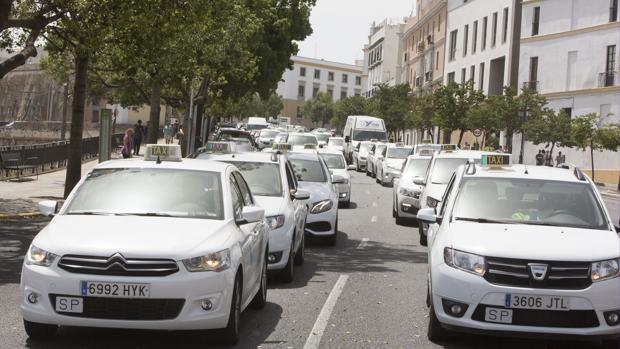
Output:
[
  {"xmin": 306, "ymin": 221, "xmax": 332, "ymax": 232},
  {"xmin": 50, "ymin": 294, "xmax": 184, "ymax": 320},
  {"xmin": 58, "ymin": 254, "xmax": 179, "ymax": 277},
  {"xmin": 484, "ymin": 257, "xmax": 591, "ymax": 290},
  {"xmin": 472, "ymin": 304, "xmax": 599, "ymax": 328}
]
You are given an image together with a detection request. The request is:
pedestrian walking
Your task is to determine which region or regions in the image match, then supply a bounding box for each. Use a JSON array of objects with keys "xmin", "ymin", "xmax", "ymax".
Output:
[
  {"xmin": 536, "ymin": 150, "xmax": 544, "ymax": 166},
  {"xmin": 121, "ymin": 128, "xmax": 134, "ymax": 159},
  {"xmin": 163, "ymin": 123, "xmax": 174, "ymax": 144},
  {"xmin": 133, "ymin": 120, "xmax": 145, "ymax": 155},
  {"xmin": 555, "ymin": 151, "xmax": 563, "ymax": 167},
  {"xmin": 544, "ymin": 150, "xmax": 552, "ymax": 167}
]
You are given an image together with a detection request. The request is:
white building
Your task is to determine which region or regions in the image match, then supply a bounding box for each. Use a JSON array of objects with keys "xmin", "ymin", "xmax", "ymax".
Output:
[
  {"xmin": 514, "ymin": 0, "xmax": 619, "ymax": 184},
  {"xmin": 276, "ymin": 56, "xmax": 365, "ymax": 129},
  {"xmin": 362, "ymin": 19, "xmax": 406, "ymax": 97}
]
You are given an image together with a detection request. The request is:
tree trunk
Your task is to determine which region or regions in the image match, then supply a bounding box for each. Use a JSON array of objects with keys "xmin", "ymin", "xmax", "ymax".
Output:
[
  {"xmin": 518, "ymin": 132, "xmax": 525, "ymax": 164},
  {"xmin": 457, "ymin": 129, "xmax": 465, "ymax": 147},
  {"xmin": 63, "ymin": 54, "xmax": 88, "ymax": 198},
  {"xmin": 549, "ymin": 142, "xmax": 555, "ymax": 165},
  {"xmin": 442, "ymin": 129, "xmax": 451, "ymax": 144},
  {"xmin": 590, "ymin": 139, "xmax": 595, "ymax": 181},
  {"xmin": 147, "ymin": 82, "xmax": 161, "ymax": 145}
]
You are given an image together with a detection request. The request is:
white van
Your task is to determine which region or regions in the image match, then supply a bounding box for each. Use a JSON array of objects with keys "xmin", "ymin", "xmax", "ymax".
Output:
[{"xmin": 343, "ymin": 115, "xmax": 387, "ymax": 163}]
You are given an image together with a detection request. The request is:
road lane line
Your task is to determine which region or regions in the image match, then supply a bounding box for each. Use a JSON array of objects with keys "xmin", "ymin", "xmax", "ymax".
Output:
[
  {"xmin": 371, "ymin": 216, "xmax": 378, "ymax": 223},
  {"xmin": 372, "ymin": 201, "xmax": 377, "ymax": 207},
  {"xmin": 357, "ymin": 238, "xmax": 369, "ymax": 249},
  {"xmin": 303, "ymin": 274, "xmax": 349, "ymax": 349}
]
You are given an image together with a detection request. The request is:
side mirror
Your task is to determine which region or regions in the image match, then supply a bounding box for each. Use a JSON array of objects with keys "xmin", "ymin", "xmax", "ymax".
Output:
[
  {"xmin": 38, "ymin": 200, "xmax": 58, "ymax": 217},
  {"xmin": 417, "ymin": 207, "xmax": 440, "ymax": 224},
  {"xmin": 238, "ymin": 206, "xmax": 264, "ymax": 225},
  {"xmin": 331, "ymin": 174, "xmax": 346, "ymax": 184},
  {"xmin": 344, "ymin": 136, "xmax": 350, "ymax": 143},
  {"xmin": 413, "ymin": 178, "xmax": 426, "ymax": 186},
  {"xmin": 615, "ymin": 225, "xmax": 620, "ymax": 234},
  {"xmin": 292, "ymin": 190, "xmax": 310, "ymax": 201}
]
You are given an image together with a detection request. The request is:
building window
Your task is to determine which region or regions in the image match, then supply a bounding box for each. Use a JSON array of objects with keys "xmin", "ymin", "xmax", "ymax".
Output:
[
  {"xmin": 298, "ymin": 84, "xmax": 305, "ymax": 98},
  {"xmin": 340, "ymin": 90, "xmax": 348, "ymax": 100},
  {"xmin": 502, "ymin": 7, "xmax": 509, "ymax": 43},
  {"xmin": 532, "ymin": 7, "xmax": 540, "ymax": 36},
  {"xmin": 529, "ymin": 56, "xmax": 538, "ymax": 90},
  {"xmin": 328, "ymin": 71, "xmax": 334, "ymax": 81},
  {"xmin": 449, "ymin": 30, "xmax": 458, "ymax": 61},
  {"xmin": 312, "ymin": 86, "xmax": 319, "ymax": 98},
  {"xmin": 561, "ymin": 107, "xmax": 573, "ymax": 119},
  {"xmin": 447, "ymin": 72, "xmax": 455, "ymax": 84},
  {"xmin": 354, "ymin": 90, "xmax": 361, "ymax": 97},
  {"xmin": 463, "ymin": 24, "xmax": 469, "ymax": 57},
  {"xmin": 470, "ymin": 65, "xmax": 475, "ymax": 82},
  {"xmin": 327, "ymin": 88, "xmax": 333, "ymax": 99},
  {"xmin": 472, "ymin": 20, "xmax": 478, "ymax": 54},
  {"xmin": 342, "ymin": 74, "xmax": 348, "ymax": 83},
  {"xmin": 482, "ymin": 16, "xmax": 488, "ymax": 50},
  {"xmin": 300, "ymin": 67, "xmax": 306, "ymax": 77},
  {"xmin": 461, "ymin": 68, "xmax": 467, "ymax": 84},
  {"xmin": 611, "ymin": 0, "xmax": 618, "ymax": 22},
  {"xmin": 604, "ymin": 45, "xmax": 616, "ymax": 86},
  {"xmin": 314, "ymin": 69, "xmax": 320, "ymax": 79},
  {"xmin": 491, "ymin": 12, "xmax": 498, "ymax": 47},
  {"xmin": 436, "ymin": 51, "xmax": 440, "ymax": 70},
  {"xmin": 356, "ymin": 76, "xmax": 362, "ymax": 85},
  {"xmin": 479, "ymin": 62, "xmax": 485, "ymax": 90}
]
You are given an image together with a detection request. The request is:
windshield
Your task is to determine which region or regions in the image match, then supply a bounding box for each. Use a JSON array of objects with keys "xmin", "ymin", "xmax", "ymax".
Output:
[
  {"xmin": 290, "ymin": 158, "xmax": 327, "ymax": 182},
  {"xmin": 404, "ymin": 158, "xmax": 431, "ymax": 178},
  {"xmin": 387, "ymin": 147, "xmax": 411, "ymax": 159},
  {"xmin": 353, "ymin": 130, "xmax": 387, "ymax": 141},
  {"xmin": 328, "ymin": 138, "xmax": 344, "ymax": 146},
  {"xmin": 225, "ymin": 161, "xmax": 282, "ymax": 197},
  {"xmin": 65, "ymin": 169, "xmax": 223, "ymax": 219},
  {"xmin": 430, "ymin": 158, "xmax": 471, "ymax": 184},
  {"xmin": 320, "ymin": 154, "xmax": 346, "ymax": 169},
  {"xmin": 260, "ymin": 130, "xmax": 279, "ymax": 138},
  {"xmin": 315, "ymin": 133, "xmax": 330, "ymax": 142},
  {"xmin": 288, "ymin": 134, "xmax": 318, "ymax": 146},
  {"xmin": 452, "ymin": 178, "xmax": 608, "ymax": 230}
]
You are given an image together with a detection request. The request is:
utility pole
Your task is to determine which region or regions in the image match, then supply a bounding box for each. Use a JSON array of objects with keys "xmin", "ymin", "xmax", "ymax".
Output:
[{"xmin": 61, "ymin": 82, "xmax": 68, "ymax": 140}]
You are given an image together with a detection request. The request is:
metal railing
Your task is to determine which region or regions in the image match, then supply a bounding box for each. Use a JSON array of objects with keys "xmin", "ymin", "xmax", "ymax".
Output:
[{"xmin": 599, "ymin": 72, "xmax": 617, "ymax": 87}]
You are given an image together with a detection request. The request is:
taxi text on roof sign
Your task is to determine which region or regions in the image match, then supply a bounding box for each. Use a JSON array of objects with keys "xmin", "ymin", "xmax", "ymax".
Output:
[
  {"xmin": 304, "ymin": 144, "xmax": 317, "ymax": 149},
  {"xmin": 205, "ymin": 142, "xmax": 231, "ymax": 153},
  {"xmin": 418, "ymin": 149, "xmax": 435, "ymax": 156},
  {"xmin": 481, "ymin": 154, "xmax": 512, "ymax": 167},
  {"xmin": 441, "ymin": 144, "xmax": 457, "ymax": 151},
  {"xmin": 422, "ymin": 139, "xmax": 432, "ymax": 144},
  {"xmin": 272, "ymin": 143, "xmax": 292, "ymax": 151},
  {"xmin": 144, "ymin": 144, "xmax": 182, "ymax": 162}
]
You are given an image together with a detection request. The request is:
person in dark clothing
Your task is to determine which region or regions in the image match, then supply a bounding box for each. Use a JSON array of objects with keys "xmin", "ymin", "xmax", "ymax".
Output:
[
  {"xmin": 535, "ymin": 150, "xmax": 544, "ymax": 166},
  {"xmin": 133, "ymin": 120, "xmax": 145, "ymax": 155}
]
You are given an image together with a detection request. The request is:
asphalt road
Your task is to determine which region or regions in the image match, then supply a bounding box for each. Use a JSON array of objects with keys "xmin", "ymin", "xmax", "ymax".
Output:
[{"xmin": 0, "ymin": 171, "xmax": 617, "ymax": 348}]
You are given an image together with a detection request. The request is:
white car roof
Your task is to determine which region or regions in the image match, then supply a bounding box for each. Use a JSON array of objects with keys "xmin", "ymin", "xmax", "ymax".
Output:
[
  {"xmin": 406, "ymin": 154, "xmax": 433, "ymax": 160},
  {"xmin": 94, "ymin": 158, "xmax": 232, "ymax": 173},
  {"xmin": 209, "ymin": 152, "xmax": 283, "ymax": 164},
  {"xmin": 465, "ymin": 164, "xmax": 587, "ymax": 184},
  {"xmin": 328, "ymin": 137, "xmax": 343, "ymax": 140},
  {"xmin": 318, "ymin": 149, "xmax": 345, "ymax": 156},
  {"xmin": 433, "ymin": 150, "xmax": 496, "ymax": 159}
]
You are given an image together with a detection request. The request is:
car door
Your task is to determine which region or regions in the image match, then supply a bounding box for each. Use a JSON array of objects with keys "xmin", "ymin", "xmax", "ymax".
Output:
[
  {"xmin": 428, "ymin": 173, "xmax": 457, "ymax": 248},
  {"xmin": 285, "ymin": 161, "xmax": 305, "ymax": 250}
]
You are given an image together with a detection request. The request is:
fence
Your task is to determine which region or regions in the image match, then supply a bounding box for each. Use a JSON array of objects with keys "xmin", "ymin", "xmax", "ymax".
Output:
[{"xmin": 0, "ymin": 133, "xmax": 124, "ymax": 180}]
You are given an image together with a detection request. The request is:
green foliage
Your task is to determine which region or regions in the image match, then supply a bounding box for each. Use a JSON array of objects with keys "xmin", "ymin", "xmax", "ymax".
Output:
[
  {"xmin": 367, "ymin": 83, "xmax": 412, "ymax": 133},
  {"xmin": 332, "ymin": 96, "xmax": 368, "ymax": 131},
  {"xmin": 302, "ymin": 92, "xmax": 334, "ymax": 127},
  {"xmin": 571, "ymin": 113, "xmax": 620, "ymax": 152},
  {"xmin": 432, "ymin": 80, "xmax": 485, "ymax": 144},
  {"xmin": 523, "ymin": 109, "xmax": 573, "ymax": 153},
  {"xmin": 409, "ymin": 92, "xmax": 434, "ymax": 137}
]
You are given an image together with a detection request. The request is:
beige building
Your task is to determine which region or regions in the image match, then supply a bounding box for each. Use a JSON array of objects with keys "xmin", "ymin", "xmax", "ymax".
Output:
[{"xmin": 402, "ymin": 0, "xmax": 448, "ymax": 95}]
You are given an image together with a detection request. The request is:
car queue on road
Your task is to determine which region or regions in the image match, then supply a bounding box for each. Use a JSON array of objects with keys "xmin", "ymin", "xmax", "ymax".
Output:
[{"xmin": 19, "ymin": 118, "xmax": 620, "ymax": 348}]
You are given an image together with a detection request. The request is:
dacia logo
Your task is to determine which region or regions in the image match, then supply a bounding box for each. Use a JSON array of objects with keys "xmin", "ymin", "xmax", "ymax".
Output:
[{"xmin": 528, "ymin": 263, "xmax": 549, "ymax": 281}]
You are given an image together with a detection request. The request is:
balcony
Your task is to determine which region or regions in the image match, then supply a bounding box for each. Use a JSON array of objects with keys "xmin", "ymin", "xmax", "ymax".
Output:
[
  {"xmin": 599, "ymin": 72, "xmax": 618, "ymax": 87},
  {"xmin": 522, "ymin": 81, "xmax": 539, "ymax": 91}
]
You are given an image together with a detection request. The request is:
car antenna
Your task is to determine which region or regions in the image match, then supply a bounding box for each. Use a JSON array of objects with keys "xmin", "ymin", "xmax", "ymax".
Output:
[{"xmin": 156, "ymin": 155, "xmax": 162, "ymax": 164}]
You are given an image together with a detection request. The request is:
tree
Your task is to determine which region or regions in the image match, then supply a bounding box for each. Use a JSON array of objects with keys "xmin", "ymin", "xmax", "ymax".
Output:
[
  {"xmin": 433, "ymin": 81, "xmax": 485, "ymax": 145},
  {"xmin": 302, "ymin": 92, "xmax": 333, "ymax": 127},
  {"xmin": 261, "ymin": 93, "xmax": 284, "ymax": 119},
  {"xmin": 332, "ymin": 96, "xmax": 367, "ymax": 131},
  {"xmin": 409, "ymin": 92, "xmax": 435, "ymax": 141},
  {"xmin": 367, "ymin": 83, "xmax": 412, "ymax": 134},
  {"xmin": 465, "ymin": 95, "xmax": 502, "ymax": 147},
  {"xmin": 523, "ymin": 108, "xmax": 573, "ymax": 158},
  {"xmin": 571, "ymin": 113, "xmax": 620, "ymax": 181}
]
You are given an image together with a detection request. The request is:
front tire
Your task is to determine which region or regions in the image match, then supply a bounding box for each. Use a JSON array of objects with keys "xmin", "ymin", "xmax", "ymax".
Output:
[
  {"xmin": 326, "ymin": 218, "xmax": 338, "ymax": 246},
  {"xmin": 220, "ymin": 274, "xmax": 241, "ymax": 345},
  {"xmin": 427, "ymin": 299, "xmax": 448, "ymax": 342},
  {"xmin": 23, "ymin": 320, "xmax": 57, "ymax": 340},
  {"xmin": 250, "ymin": 253, "xmax": 268, "ymax": 309},
  {"xmin": 419, "ymin": 224, "xmax": 428, "ymax": 246},
  {"xmin": 280, "ymin": 239, "xmax": 295, "ymax": 283}
]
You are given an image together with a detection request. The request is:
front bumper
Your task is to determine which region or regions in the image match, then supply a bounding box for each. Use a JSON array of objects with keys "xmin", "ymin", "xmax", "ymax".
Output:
[
  {"xmin": 431, "ymin": 263, "xmax": 620, "ymax": 338},
  {"xmin": 305, "ymin": 204, "xmax": 337, "ymax": 236},
  {"xmin": 21, "ymin": 261, "xmax": 235, "ymax": 330},
  {"xmin": 381, "ymin": 169, "xmax": 401, "ymax": 185},
  {"xmin": 267, "ymin": 223, "xmax": 295, "ymax": 270}
]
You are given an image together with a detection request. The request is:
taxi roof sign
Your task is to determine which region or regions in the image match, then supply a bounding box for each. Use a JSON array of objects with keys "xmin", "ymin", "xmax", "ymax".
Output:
[
  {"xmin": 418, "ymin": 149, "xmax": 435, "ymax": 156},
  {"xmin": 421, "ymin": 139, "xmax": 432, "ymax": 144},
  {"xmin": 395, "ymin": 142, "xmax": 405, "ymax": 147},
  {"xmin": 440, "ymin": 144, "xmax": 458, "ymax": 152},
  {"xmin": 304, "ymin": 143, "xmax": 317, "ymax": 149},
  {"xmin": 272, "ymin": 143, "xmax": 292, "ymax": 151},
  {"xmin": 144, "ymin": 144, "xmax": 182, "ymax": 162},
  {"xmin": 481, "ymin": 154, "xmax": 511, "ymax": 168},
  {"xmin": 204, "ymin": 142, "xmax": 231, "ymax": 153}
]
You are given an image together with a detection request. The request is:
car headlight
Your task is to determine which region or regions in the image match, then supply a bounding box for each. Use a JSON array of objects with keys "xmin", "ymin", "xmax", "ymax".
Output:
[
  {"xmin": 183, "ymin": 249, "xmax": 231, "ymax": 272},
  {"xmin": 399, "ymin": 187, "xmax": 417, "ymax": 197},
  {"xmin": 591, "ymin": 259, "xmax": 619, "ymax": 282},
  {"xmin": 266, "ymin": 215, "xmax": 285, "ymax": 230},
  {"xmin": 444, "ymin": 248, "xmax": 486, "ymax": 276},
  {"xmin": 426, "ymin": 196, "xmax": 439, "ymax": 208},
  {"xmin": 311, "ymin": 199, "xmax": 333, "ymax": 214},
  {"xmin": 25, "ymin": 245, "xmax": 58, "ymax": 267}
]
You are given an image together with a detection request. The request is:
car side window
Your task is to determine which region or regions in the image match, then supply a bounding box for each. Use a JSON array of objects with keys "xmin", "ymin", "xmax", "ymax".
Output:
[
  {"xmin": 230, "ymin": 176, "xmax": 244, "ymax": 220},
  {"xmin": 285, "ymin": 162, "xmax": 297, "ymax": 193},
  {"xmin": 439, "ymin": 174, "xmax": 457, "ymax": 217},
  {"xmin": 233, "ymin": 172, "xmax": 253, "ymax": 206}
]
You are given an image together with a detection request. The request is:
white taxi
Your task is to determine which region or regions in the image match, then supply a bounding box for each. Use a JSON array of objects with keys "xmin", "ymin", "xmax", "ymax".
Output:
[
  {"xmin": 375, "ymin": 144, "xmax": 413, "ymax": 186},
  {"xmin": 366, "ymin": 143, "xmax": 387, "ymax": 178},
  {"xmin": 210, "ymin": 148, "xmax": 310, "ymax": 283},
  {"xmin": 419, "ymin": 155, "xmax": 620, "ymax": 346},
  {"xmin": 288, "ymin": 151, "xmax": 343, "ymax": 245},
  {"xmin": 319, "ymin": 149, "xmax": 351, "ymax": 208},
  {"xmin": 286, "ymin": 133, "xmax": 319, "ymax": 151},
  {"xmin": 392, "ymin": 150, "xmax": 433, "ymax": 225},
  {"xmin": 326, "ymin": 137, "xmax": 345, "ymax": 154},
  {"xmin": 21, "ymin": 145, "xmax": 269, "ymax": 344},
  {"xmin": 352, "ymin": 141, "xmax": 373, "ymax": 172}
]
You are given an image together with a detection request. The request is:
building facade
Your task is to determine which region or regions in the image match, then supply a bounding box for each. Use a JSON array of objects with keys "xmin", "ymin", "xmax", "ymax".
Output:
[
  {"xmin": 276, "ymin": 56, "xmax": 365, "ymax": 129},
  {"xmin": 362, "ymin": 19, "xmax": 406, "ymax": 97},
  {"xmin": 514, "ymin": 0, "xmax": 620, "ymax": 183}
]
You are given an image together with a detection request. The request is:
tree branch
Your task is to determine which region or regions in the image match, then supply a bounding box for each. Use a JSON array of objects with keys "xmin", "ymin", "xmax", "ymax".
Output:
[{"xmin": 0, "ymin": 27, "xmax": 40, "ymax": 79}]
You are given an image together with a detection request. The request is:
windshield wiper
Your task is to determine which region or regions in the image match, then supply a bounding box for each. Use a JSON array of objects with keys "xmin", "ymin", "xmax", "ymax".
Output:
[
  {"xmin": 66, "ymin": 211, "xmax": 111, "ymax": 216},
  {"xmin": 115, "ymin": 212, "xmax": 173, "ymax": 217},
  {"xmin": 455, "ymin": 217, "xmax": 515, "ymax": 224}
]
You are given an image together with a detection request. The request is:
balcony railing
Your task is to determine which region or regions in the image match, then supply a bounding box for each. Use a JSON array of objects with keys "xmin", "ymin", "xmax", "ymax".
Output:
[
  {"xmin": 522, "ymin": 81, "xmax": 539, "ymax": 91},
  {"xmin": 599, "ymin": 72, "xmax": 617, "ymax": 87}
]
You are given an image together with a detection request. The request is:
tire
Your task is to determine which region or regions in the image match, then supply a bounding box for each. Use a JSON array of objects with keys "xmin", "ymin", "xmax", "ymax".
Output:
[
  {"xmin": 419, "ymin": 224, "xmax": 428, "ymax": 246},
  {"xmin": 250, "ymin": 253, "xmax": 268, "ymax": 309},
  {"xmin": 221, "ymin": 275, "xmax": 241, "ymax": 344},
  {"xmin": 427, "ymin": 299, "xmax": 448, "ymax": 342},
  {"xmin": 396, "ymin": 217, "xmax": 407, "ymax": 226},
  {"xmin": 280, "ymin": 239, "xmax": 295, "ymax": 283},
  {"xmin": 294, "ymin": 233, "xmax": 305, "ymax": 266},
  {"xmin": 23, "ymin": 320, "xmax": 57, "ymax": 340},
  {"xmin": 343, "ymin": 200, "xmax": 350, "ymax": 208}
]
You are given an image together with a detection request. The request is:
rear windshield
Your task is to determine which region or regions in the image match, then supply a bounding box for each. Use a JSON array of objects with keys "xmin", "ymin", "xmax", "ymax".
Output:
[
  {"xmin": 290, "ymin": 159, "xmax": 327, "ymax": 182},
  {"xmin": 224, "ymin": 161, "xmax": 282, "ymax": 197},
  {"xmin": 315, "ymin": 133, "xmax": 330, "ymax": 142},
  {"xmin": 320, "ymin": 154, "xmax": 346, "ymax": 169},
  {"xmin": 430, "ymin": 158, "xmax": 470, "ymax": 184},
  {"xmin": 288, "ymin": 134, "xmax": 318, "ymax": 146},
  {"xmin": 260, "ymin": 130, "xmax": 279, "ymax": 138},
  {"xmin": 404, "ymin": 158, "xmax": 431, "ymax": 178},
  {"xmin": 387, "ymin": 148, "xmax": 412, "ymax": 159}
]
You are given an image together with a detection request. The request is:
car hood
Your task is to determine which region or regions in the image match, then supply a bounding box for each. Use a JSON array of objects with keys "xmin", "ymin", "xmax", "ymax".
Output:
[
  {"xmin": 447, "ymin": 222, "xmax": 620, "ymax": 261},
  {"xmin": 254, "ymin": 195, "xmax": 285, "ymax": 217},
  {"xmin": 33, "ymin": 215, "xmax": 234, "ymax": 260},
  {"xmin": 298, "ymin": 181, "xmax": 333, "ymax": 203}
]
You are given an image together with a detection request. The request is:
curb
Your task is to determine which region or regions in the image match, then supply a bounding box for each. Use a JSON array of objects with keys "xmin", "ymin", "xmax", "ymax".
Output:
[{"xmin": 0, "ymin": 212, "xmax": 42, "ymax": 220}]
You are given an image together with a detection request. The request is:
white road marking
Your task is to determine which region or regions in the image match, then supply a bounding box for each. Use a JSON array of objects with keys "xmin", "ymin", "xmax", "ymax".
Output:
[
  {"xmin": 357, "ymin": 238, "xmax": 369, "ymax": 249},
  {"xmin": 371, "ymin": 216, "xmax": 378, "ymax": 223},
  {"xmin": 303, "ymin": 274, "xmax": 349, "ymax": 349},
  {"xmin": 372, "ymin": 201, "xmax": 377, "ymax": 207}
]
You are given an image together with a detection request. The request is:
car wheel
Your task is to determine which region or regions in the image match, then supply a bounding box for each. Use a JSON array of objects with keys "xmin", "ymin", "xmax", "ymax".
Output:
[
  {"xmin": 280, "ymin": 239, "xmax": 295, "ymax": 283},
  {"xmin": 250, "ymin": 252, "xmax": 268, "ymax": 309},
  {"xmin": 343, "ymin": 199, "xmax": 350, "ymax": 208},
  {"xmin": 365, "ymin": 167, "xmax": 370, "ymax": 176},
  {"xmin": 23, "ymin": 320, "xmax": 57, "ymax": 340},
  {"xmin": 427, "ymin": 298, "xmax": 448, "ymax": 342},
  {"xmin": 419, "ymin": 224, "xmax": 428, "ymax": 246},
  {"xmin": 220, "ymin": 275, "xmax": 241, "ymax": 344},
  {"xmin": 294, "ymin": 233, "xmax": 305, "ymax": 266}
]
